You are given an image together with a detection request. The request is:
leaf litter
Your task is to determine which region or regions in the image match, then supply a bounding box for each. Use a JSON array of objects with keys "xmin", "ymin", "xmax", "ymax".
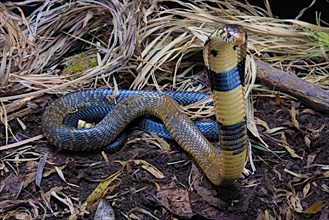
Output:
[{"xmin": 0, "ymin": 0, "xmax": 328, "ymax": 219}]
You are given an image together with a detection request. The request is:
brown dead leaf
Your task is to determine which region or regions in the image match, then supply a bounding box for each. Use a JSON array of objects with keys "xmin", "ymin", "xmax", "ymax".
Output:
[
  {"xmin": 301, "ymin": 108, "xmax": 315, "ymax": 115},
  {"xmin": 191, "ymin": 164, "xmax": 224, "ymax": 207},
  {"xmin": 303, "ymin": 200, "xmax": 326, "ymax": 214},
  {"xmin": 255, "ymin": 117, "xmax": 270, "ymax": 130},
  {"xmin": 289, "ymin": 106, "xmax": 300, "ymax": 130},
  {"xmin": 156, "ymin": 182, "xmax": 193, "ymax": 218},
  {"xmin": 43, "ymin": 164, "xmax": 66, "ymax": 177},
  {"xmin": 304, "ymin": 135, "xmax": 311, "ymax": 150},
  {"xmin": 150, "ymin": 132, "xmax": 171, "ymax": 152},
  {"xmin": 286, "ymin": 192, "xmax": 303, "ymax": 213},
  {"xmin": 289, "ymin": 106, "xmax": 307, "ymax": 135},
  {"xmin": 275, "ymin": 93, "xmax": 287, "ymax": 106},
  {"xmin": 23, "ymin": 172, "xmax": 36, "ymax": 188},
  {"xmin": 26, "ymin": 160, "xmax": 39, "ymax": 170},
  {"xmin": 0, "ymin": 173, "xmax": 24, "ymax": 200},
  {"xmin": 134, "ymin": 159, "xmax": 165, "ymax": 179},
  {"xmin": 256, "ymin": 209, "xmax": 275, "ymax": 220},
  {"xmin": 280, "ymin": 133, "xmax": 303, "ymax": 160},
  {"xmin": 42, "ymin": 186, "xmax": 63, "ymax": 212},
  {"xmin": 324, "ymin": 171, "xmax": 329, "ymax": 178},
  {"xmin": 306, "ymin": 154, "xmax": 316, "ymax": 168},
  {"xmin": 198, "ymin": 207, "xmax": 220, "ymax": 220},
  {"xmin": 307, "ymin": 124, "xmax": 325, "ymax": 134},
  {"xmin": 303, "ymin": 183, "xmax": 310, "ymax": 198},
  {"xmin": 85, "ymin": 163, "xmax": 125, "ymax": 210},
  {"xmin": 0, "ymin": 199, "xmax": 34, "ymax": 213}
]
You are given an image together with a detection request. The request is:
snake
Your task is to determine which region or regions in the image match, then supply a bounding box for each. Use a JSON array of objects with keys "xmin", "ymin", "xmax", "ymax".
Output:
[{"xmin": 42, "ymin": 24, "xmax": 248, "ymax": 185}]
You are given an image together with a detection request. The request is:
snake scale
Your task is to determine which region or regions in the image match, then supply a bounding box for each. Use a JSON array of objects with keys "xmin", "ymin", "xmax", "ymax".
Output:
[{"xmin": 42, "ymin": 24, "xmax": 248, "ymax": 185}]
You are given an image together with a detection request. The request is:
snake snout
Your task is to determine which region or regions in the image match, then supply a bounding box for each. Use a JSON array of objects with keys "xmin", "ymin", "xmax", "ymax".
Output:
[{"xmin": 220, "ymin": 24, "xmax": 246, "ymax": 45}]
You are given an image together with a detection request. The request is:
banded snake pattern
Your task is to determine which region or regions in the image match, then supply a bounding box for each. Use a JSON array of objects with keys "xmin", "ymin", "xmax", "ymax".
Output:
[{"xmin": 42, "ymin": 24, "xmax": 248, "ymax": 185}]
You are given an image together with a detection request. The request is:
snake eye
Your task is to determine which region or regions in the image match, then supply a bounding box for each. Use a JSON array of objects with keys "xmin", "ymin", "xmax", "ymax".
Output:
[{"xmin": 210, "ymin": 49, "xmax": 218, "ymax": 57}]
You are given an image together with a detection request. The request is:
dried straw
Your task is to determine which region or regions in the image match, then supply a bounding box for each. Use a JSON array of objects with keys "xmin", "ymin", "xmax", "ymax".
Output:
[{"xmin": 1, "ymin": 0, "xmax": 328, "ymax": 101}]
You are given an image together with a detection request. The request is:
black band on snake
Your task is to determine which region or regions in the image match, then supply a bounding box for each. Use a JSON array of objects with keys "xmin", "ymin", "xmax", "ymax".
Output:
[{"xmin": 42, "ymin": 24, "xmax": 248, "ymax": 185}]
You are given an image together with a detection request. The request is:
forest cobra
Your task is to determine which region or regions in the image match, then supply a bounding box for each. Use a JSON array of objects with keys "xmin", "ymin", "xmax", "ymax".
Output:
[{"xmin": 42, "ymin": 24, "xmax": 248, "ymax": 185}]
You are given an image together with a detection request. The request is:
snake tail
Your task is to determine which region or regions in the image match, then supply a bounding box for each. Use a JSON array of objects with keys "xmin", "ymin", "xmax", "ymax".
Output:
[{"xmin": 203, "ymin": 24, "xmax": 248, "ymax": 184}]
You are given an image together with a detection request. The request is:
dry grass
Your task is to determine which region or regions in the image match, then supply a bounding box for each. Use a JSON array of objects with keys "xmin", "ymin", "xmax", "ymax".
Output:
[
  {"xmin": 0, "ymin": 0, "xmax": 327, "ymax": 142},
  {"xmin": 0, "ymin": 2, "xmax": 328, "ymax": 217},
  {"xmin": 0, "ymin": 0, "xmax": 327, "ymax": 101},
  {"xmin": 0, "ymin": 0, "xmax": 328, "ymax": 148}
]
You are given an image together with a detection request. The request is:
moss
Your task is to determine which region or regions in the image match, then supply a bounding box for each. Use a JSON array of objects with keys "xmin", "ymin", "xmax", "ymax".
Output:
[{"xmin": 63, "ymin": 52, "xmax": 97, "ymax": 75}]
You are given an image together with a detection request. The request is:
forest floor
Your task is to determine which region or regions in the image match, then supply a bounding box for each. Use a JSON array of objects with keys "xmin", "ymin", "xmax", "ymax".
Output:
[{"xmin": 0, "ymin": 93, "xmax": 328, "ymax": 220}]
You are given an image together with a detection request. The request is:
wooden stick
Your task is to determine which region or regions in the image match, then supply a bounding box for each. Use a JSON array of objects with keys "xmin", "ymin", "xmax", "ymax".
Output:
[
  {"xmin": 0, "ymin": 134, "xmax": 44, "ymax": 151},
  {"xmin": 255, "ymin": 59, "xmax": 329, "ymax": 113}
]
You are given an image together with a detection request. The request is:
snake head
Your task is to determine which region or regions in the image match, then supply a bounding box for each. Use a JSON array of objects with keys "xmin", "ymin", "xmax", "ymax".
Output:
[{"xmin": 218, "ymin": 24, "xmax": 246, "ymax": 45}]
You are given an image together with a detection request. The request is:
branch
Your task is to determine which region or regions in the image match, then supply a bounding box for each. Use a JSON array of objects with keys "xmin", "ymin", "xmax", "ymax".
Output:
[{"xmin": 255, "ymin": 59, "xmax": 329, "ymax": 113}]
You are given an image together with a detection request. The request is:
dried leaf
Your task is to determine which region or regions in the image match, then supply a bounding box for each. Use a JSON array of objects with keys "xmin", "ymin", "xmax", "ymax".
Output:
[
  {"xmin": 127, "ymin": 207, "xmax": 159, "ymax": 220},
  {"xmin": 85, "ymin": 163, "xmax": 126, "ymax": 210},
  {"xmin": 23, "ymin": 172, "xmax": 36, "ymax": 188},
  {"xmin": 306, "ymin": 154, "xmax": 316, "ymax": 168},
  {"xmin": 304, "ymin": 136, "xmax": 311, "ymax": 150},
  {"xmin": 42, "ymin": 186, "xmax": 63, "ymax": 212},
  {"xmin": 51, "ymin": 191, "xmax": 75, "ymax": 214},
  {"xmin": 43, "ymin": 165, "xmax": 66, "ymax": 177},
  {"xmin": 94, "ymin": 199, "xmax": 115, "ymax": 220},
  {"xmin": 55, "ymin": 166, "xmax": 79, "ymax": 188},
  {"xmin": 150, "ymin": 132, "xmax": 171, "ymax": 152},
  {"xmin": 303, "ymin": 183, "xmax": 310, "ymax": 198},
  {"xmin": 0, "ymin": 174, "xmax": 24, "ymax": 200},
  {"xmin": 156, "ymin": 184, "xmax": 193, "ymax": 218},
  {"xmin": 255, "ymin": 117, "xmax": 270, "ymax": 130},
  {"xmin": 303, "ymin": 201, "xmax": 326, "ymax": 214},
  {"xmin": 280, "ymin": 133, "xmax": 303, "ymax": 160},
  {"xmin": 301, "ymin": 109, "xmax": 315, "ymax": 115},
  {"xmin": 134, "ymin": 160, "xmax": 165, "ymax": 179},
  {"xmin": 289, "ymin": 106, "xmax": 300, "ymax": 130},
  {"xmin": 264, "ymin": 127, "xmax": 286, "ymax": 135},
  {"xmin": 16, "ymin": 117, "xmax": 26, "ymax": 130},
  {"xmin": 191, "ymin": 164, "xmax": 224, "ymax": 207},
  {"xmin": 284, "ymin": 168, "xmax": 306, "ymax": 178},
  {"xmin": 286, "ymin": 192, "xmax": 303, "ymax": 213},
  {"xmin": 289, "ymin": 107, "xmax": 307, "ymax": 135},
  {"xmin": 35, "ymin": 156, "xmax": 47, "ymax": 187},
  {"xmin": 321, "ymin": 184, "xmax": 329, "ymax": 193},
  {"xmin": 324, "ymin": 171, "xmax": 329, "ymax": 178}
]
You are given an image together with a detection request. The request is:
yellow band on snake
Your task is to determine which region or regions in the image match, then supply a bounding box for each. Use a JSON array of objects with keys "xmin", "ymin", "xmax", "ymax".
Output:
[{"xmin": 203, "ymin": 24, "xmax": 248, "ymax": 184}]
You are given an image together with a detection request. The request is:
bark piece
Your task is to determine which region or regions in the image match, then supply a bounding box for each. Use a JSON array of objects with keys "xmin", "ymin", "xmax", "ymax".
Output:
[{"xmin": 256, "ymin": 59, "xmax": 329, "ymax": 113}]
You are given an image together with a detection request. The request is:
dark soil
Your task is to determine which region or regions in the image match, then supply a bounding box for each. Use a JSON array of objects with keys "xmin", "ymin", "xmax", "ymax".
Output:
[{"xmin": 1, "ymin": 94, "xmax": 329, "ymax": 220}]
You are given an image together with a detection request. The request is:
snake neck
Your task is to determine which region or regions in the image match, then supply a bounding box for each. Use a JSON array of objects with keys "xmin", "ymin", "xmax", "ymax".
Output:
[{"xmin": 203, "ymin": 25, "xmax": 248, "ymax": 184}]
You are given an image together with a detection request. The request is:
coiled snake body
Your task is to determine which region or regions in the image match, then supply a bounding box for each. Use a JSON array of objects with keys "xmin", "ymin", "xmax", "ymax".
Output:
[{"xmin": 42, "ymin": 24, "xmax": 248, "ymax": 185}]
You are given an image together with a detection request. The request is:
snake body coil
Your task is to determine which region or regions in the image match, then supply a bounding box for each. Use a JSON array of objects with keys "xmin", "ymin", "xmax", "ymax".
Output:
[{"xmin": 42, "ymin": 24, "xmax": 248, "ymax": 185}]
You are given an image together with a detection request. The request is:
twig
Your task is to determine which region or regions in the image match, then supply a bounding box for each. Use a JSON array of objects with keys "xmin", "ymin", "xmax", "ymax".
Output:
[
  {"xmin": 256, "ymin": 59, "xmax": 329, "ymax": 113},
  {"xmin": 0, "ymin": 134, "xmax": 44, "ymax": 151}
]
